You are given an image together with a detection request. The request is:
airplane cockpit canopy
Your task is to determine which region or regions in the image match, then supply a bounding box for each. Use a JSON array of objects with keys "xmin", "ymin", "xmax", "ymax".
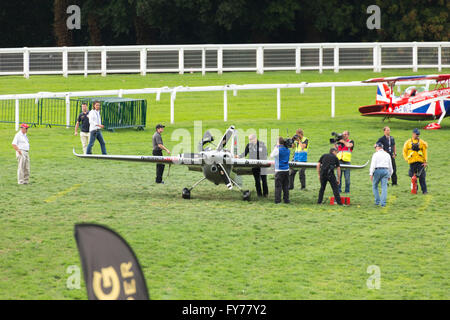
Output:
[{"xmin": 402, "ymin": 86, "xmax": 426, "ymax": 97}]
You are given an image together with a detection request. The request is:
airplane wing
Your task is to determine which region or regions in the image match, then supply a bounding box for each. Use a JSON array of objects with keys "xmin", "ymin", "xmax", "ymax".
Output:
[
  {"xmin": 360, "ymin": 112, "xmax": 436, "ymax": 120},
  {"xmin": 363, "ymin": 74, "xmax": 450, "ymax": 84},
  {"xmin": 231, "ymin": 158, "xmax": 368, "ymax": 175},
  {"xmin": 73, "ymin": 149, "xmax": 203, "ymax": 165}
]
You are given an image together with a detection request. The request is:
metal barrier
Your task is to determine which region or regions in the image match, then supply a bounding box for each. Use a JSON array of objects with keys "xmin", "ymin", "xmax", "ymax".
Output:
[
  {"xmin": 0, "ymin": 96, "xmax": 146, "ymax": 130},
  {"xmin": 0, "ymin": 42, "xmax": 449, "ymax": 77},
  {"xmin": 81, "ymin": 97, "xmax": 147, "ymax": 131}
]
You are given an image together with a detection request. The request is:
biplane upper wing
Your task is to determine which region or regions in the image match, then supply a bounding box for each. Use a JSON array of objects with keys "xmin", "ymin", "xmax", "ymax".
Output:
[{"xmin": 363, "ymin": 74, "xmax": 450, "ymax": 84}]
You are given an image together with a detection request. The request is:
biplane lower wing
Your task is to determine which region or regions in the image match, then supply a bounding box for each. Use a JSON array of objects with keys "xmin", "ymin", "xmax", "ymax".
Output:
[{"xmin": 360, "ymin": 112, "xmax": 436, "ymax": 121}]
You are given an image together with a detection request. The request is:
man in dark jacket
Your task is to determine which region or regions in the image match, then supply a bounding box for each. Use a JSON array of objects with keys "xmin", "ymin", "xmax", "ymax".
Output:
[
  {"xmin": 316, "ymin": 148, "xmax": 342, "ymax": 205},
  {"xmin": 240, "ymin": 134, "xmax": 268, "ymax": 197}
]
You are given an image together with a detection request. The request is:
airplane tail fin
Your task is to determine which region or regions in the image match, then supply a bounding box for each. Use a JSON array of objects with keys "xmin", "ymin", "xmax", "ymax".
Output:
[{"xmin": 376, "ymin": 83, "xmax": 391, "ymax": 104}]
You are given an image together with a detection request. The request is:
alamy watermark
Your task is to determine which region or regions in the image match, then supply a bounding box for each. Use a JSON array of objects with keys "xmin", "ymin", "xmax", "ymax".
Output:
[
  {"xmin": 366, "ymin": 265, "xmax": 381, "ymax": 289},
  {"xmin": 66, "ymin": 5, "xmax": 81, "ymax": 30},
  {"xmin": 366, "ymin": 5, "xmax": 381, "ymax": 30},
  {"xmin": 66, "ymin": 265, "xmax": 81, "ymax": 290}
]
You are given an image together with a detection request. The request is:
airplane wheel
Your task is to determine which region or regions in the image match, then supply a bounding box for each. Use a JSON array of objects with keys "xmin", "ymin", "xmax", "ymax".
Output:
[
  {"xmin": 182, "ymin": 188, "xmax": 191, "ymax": 199},
  {"xmin": 242, "ymin": 190, "xmax": 251, "ymax": 201}
]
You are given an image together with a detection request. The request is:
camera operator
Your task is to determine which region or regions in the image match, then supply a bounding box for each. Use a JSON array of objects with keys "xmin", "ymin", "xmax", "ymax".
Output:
[
  {"xmin": 270, "ymin": 137, "xmax": 291, "ymax": 204},
  {"xmin": 289, "ymin": 129, "xmax": 309, "ymax": 190},
  {"xmin": 335, "ymin": 130, "xmax": 354, "ymax": 193},
  {"xmin": 402, "ymin": 128, "xmax": 428, "ymax": 194},
  {"xmin": 239, "ymin": 134, "xmax": 268, "ymax": 197},
  {"xmin": 316, "ymin": 148, "xmax": 342, "ymax": 205}
]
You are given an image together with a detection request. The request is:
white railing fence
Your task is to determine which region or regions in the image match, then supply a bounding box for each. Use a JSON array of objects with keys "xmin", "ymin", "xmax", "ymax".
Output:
[
  {"xmin": 0, "ymin": 42, "xmax": 449, "ymax": 78},
  {"xmin": 0, "ymin": 80, "xmax": 432, "ymax": 131}
]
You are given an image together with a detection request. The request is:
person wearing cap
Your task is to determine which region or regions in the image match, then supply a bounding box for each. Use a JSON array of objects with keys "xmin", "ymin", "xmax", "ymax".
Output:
[
  {"xmin": 316, "ymin": 147, "xmax": 342, "ymax": 205},
  {"xmin": 376, "ymin": 126, "xmax": 397, "ymax": 186},
  {"xmin": 74, "ymin": 103, "xmax": 90, "ymax": 154},
  {"xmin": 370, "ymin": 142, "xmax": 393, "ymax": 207},
  {"xmin": 86, "ymin": 101, "xmax": 107, "ymax": 155},
  {"xmin": 12, "ymin": 123, "xmax": 31, "ymax": 184},
  {"xmin": 239, "ymin": 133, "xmax": 268, "ymax": 197},
  {"xmin": 402, "ymin": 128, "xmax": 428, "ymax": 194},
  {"xmin": 152, "ymin": 124, "xmax": 170, "ymax": 184}
]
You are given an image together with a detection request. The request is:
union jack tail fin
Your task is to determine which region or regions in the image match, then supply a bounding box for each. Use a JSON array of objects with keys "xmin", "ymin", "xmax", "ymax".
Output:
[{"xmin": 376, "ymin": 83, "xmax": 391, "ymax": 104}]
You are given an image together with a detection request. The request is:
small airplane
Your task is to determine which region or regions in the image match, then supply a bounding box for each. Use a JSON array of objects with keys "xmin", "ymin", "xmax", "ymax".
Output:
[
  {"xmin": 358, "ymin": 74, "xmax": 450, "ymax": 129},
  {"xmin": 73, "ymin": 126, "xmax": 368, "ymax": 201}
]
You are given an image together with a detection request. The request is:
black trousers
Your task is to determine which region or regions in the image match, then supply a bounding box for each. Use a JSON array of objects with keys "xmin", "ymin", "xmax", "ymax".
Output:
[
  {"xmin": 274, "ymin": 171, "xmax": 290, "ymax": 203},
  {"xmin": 153, "ymin": 149, "xmax": 165, "ymax": 183},
  {"xmin": 390, "ymin": 155, "xmax": 397, "ymax": 185},
  {"xmin": 409, "ymin": 162, "xmax": 427, "ymax": 193},
  {"xmin": 318, "ymin": 173, "xmax": 342, "ymax": 205},
  {"xmin": 252, "ymin": 167, "xmax": 268, "ymax": 196},
  {"xmin": 289, "ymin": 168, "xmax": 306, "ymax": 189}
]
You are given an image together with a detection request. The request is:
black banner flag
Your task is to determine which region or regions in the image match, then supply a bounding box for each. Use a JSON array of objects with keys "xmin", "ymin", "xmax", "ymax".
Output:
[{"xmin": 74, "ymin": 223, "xmax": 149, "ymax": 300}]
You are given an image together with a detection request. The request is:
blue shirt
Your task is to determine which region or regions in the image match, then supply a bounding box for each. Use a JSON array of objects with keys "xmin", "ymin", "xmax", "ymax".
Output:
[{"xmin": 273, "ymin": 145, "xmax": 290, "ymax": 171}]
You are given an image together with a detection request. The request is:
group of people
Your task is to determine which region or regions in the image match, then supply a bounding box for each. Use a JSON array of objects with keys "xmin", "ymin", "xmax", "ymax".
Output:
[
  {"xmin": 74, "ymin": 101, "xmax": 107, "ymax": 155},
  {"xmin": 11, "ymin": 118, "xmax": 430, "ymax": 207},
  {"xmin": 238, "ymin": 128, "xmax": 356, "ymax": 205},
  {"xmin": 230, "ymin": 127, "xmax": 429, "ymax": 206},
  {"xmin": 369, "ymin": 126, "xmax": 428, "ymax": 207}
]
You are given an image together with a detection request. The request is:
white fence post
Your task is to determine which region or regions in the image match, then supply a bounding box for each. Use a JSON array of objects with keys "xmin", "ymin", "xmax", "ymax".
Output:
[
  {"xmin": 319, "ymin": 46, "xmax": 323, "ymax": 74},
  {"xmin": 62, "ymin": 47, "xmax": 68, "ymax": 77},
  {"xmin": 373, "ymin": 45, "xmax": 378, "ymax": 72},
  {"xmin": 65, "ymin": 94, "xmax": 71, "ymax": 128},
  {"xmin": 140, "ymin": 48, "xmax": 147, "ymax": 76},
  {"xmin": 277, "ymin": 88, "xmax": 281, "ymax": 120},
  {"xmin": 101, "ymin": 46, "xmax": 107, "ymax": 77},
  {"xmin": 438, "ymin": 45, "xmax": 442, "ymax": 72},
  {"xmin": 295, "ymin": 47, "xmax": 301, "ymax": 74},
  {"xmin": 257, "ymin": 46, "xmax": 264, "ymax": 74},
  {"xmin": 331, "ymin": 86, "xmax": 335, "ymax": 118},
  {"xmin": 15, "ymin": 98, "xmax": 19, "ymax": 131},
  {"xmin": 170, "ymin": 91, "xmax": 175, "ymax": 124},
  {"xmin": 202, "ymin": 48, "xmax": 206, "ymax": 75},
  {"xmin": 223, "ymin": 89, "xmax": 228, "ymax": 122},
  {"xmin": 334, "ymin": 46, "xmax": 339, "ymax": 73},
  {"xmin": 23, "ymin": 48, "xmax": 29, "ymax": 79},
  {"xmin": 84, "ymin": 49, "xmax": 88, "ymax": 78},
  {"xmin": 217, "ymin": 47, "xmax": 223, "ymax": 75},
  {"xmin": 178, "ymin": 48, "xmax": 184, "ymax": 75},
  {"xmin": 412, "ymin": 42, "xmax": 418, "ymax": 72}
]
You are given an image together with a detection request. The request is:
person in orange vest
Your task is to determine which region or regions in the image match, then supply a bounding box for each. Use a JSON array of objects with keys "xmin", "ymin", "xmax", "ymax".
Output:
[
  {"xmin": 335, "ymin": 130, "xmax": 354, "ymax": 193},
  {"xmin": 402, "ymin": 128, "xmax": 428, "ymax": 194}
]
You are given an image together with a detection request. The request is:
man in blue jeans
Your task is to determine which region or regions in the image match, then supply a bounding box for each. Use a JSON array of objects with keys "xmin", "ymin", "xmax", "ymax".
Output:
[
  {"xmin": 369, "ymin": 142, "xmax": 393, "ymax": 207},
  {"xmin": 270, "ymin": 137, "xmax": 291, "ymax": 204},
  {"xmin": 86, "ymin": 101, "xmax": 107, "ymax": 155}
]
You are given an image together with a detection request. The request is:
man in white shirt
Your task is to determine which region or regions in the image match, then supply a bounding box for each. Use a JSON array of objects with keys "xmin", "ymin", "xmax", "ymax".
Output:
[
  {"xmin": 11, "ymin": 123, "xmax": 31, "ymax": 184},
  {"xmin": 86, "ymin": 101, "xmax": 107, "ymax": 155},
  {"xmin": 370, "ymin": 142, "xmax": 393, "ymax": 207}
]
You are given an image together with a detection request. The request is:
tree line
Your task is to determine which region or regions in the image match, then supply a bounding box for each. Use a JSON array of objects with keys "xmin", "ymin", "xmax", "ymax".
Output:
[{"xmin": 0, "ymin": 0, "xmax": 448, "ymax": 48}]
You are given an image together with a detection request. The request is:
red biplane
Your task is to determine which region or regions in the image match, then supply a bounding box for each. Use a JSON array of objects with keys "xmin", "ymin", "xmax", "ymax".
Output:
[{"xmin": 359, "ymin": 74, "xmax": 450, "ymax": 129}]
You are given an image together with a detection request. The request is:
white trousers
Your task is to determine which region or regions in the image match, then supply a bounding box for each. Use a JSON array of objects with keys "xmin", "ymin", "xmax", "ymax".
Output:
[
  {"xmin": 80, "ymin": 131, "xmax": 90, "ymax": 154},
  {"xmin": 17, "ymin": 150, "xmax": 30, "ymax": 184}
]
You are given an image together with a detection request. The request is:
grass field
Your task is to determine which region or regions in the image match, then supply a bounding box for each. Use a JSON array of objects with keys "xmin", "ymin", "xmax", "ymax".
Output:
[{"xmin": 0, "ymin": 70, "xmax": 449, "ymax": 300}]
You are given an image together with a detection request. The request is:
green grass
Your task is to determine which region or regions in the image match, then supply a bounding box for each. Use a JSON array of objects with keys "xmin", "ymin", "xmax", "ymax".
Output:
[{"xmin": 0, "ymin": 70, "xmax": 449, "ymax": 300}]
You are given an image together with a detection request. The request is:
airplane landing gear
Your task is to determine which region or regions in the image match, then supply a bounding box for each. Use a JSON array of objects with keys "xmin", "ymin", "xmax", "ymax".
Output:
[
  {"xmin": 182, "ymin": 177, "xmax": 206, "ymax": 199},
  {"xmin": 242, "ymin": 190, "xmax": 251, "ymax": 201},
  {"xmin": 182, "ymin": 188, "xmax": 191, "ymax": 199}
]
